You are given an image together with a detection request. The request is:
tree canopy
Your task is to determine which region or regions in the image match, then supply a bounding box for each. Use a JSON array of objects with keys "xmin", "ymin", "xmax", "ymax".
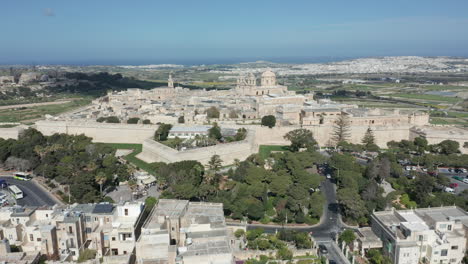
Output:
[
  {"xmin": 261, "ymin": 115, "xmax": 276, "ymax": 128},
  {"xmin": 284, "ymin": 129, "xmax": 317, "ymax": 152}
]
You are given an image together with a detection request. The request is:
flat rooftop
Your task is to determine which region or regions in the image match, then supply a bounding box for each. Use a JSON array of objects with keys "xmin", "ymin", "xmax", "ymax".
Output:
[{"xmin": 179, "ymin": 239, "xmax": 231, "ymax": 257}]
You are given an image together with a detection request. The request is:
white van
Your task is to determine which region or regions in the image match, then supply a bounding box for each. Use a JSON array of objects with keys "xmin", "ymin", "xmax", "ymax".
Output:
[{"xmin": 444, "ymin": 187, "xmax": 455, "ymax": 193}]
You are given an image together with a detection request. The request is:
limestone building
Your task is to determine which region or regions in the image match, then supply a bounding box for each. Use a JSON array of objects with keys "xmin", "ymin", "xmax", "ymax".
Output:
[
  {"xmin": 369, "ymin": 206, "xmax": 468, "ymax": 264},
  {"xmin": 236, "ymin": 70, "xmax": 288, "ymax": 96},
  {"xmin": 0, "ymin": 201, "xmax": 144, "ymax": 262},
  {"xmin": 136, "ymin": 199, "xmax": 233, "ymax": 264}
]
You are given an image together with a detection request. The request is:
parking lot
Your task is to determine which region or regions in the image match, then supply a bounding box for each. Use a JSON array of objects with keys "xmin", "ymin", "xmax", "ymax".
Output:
[
  {"xmin": 0, "ymin": 176, "xmax": 58, "ymax": 206},
  {"xmin": 438, "ymin": 168, "xmax": 468, "ymax": 194}
]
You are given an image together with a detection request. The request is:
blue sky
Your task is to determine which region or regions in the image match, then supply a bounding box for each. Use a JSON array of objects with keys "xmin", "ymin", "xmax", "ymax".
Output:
[{"xmin": 1, "ymin": 0, "xmax": 468, "ymax": 64}]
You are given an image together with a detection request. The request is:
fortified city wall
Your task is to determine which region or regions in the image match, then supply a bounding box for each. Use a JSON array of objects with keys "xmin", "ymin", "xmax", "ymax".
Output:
[
  {"xmin": 136, "ymin": 129, "xmax": 257, "ymax": 165},
  {"xmin": 35, "ymin": 120, "xmax": 158, "ymax": 143},
  {"xmin": 410, "ymin": 126, "xmax": 468, "ymax": 154}
]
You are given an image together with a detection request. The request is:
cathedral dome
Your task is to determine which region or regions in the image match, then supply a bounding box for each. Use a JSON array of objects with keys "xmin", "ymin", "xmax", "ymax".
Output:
[{"xmin": 261, "ymin": 70, "xmax": 276, "ymax": 77}]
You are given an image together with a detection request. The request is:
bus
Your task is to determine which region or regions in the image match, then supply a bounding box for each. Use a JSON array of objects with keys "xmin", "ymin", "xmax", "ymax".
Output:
[
  {"xmin": 8, "ymin": 185, "xmax": 23, "ymax": 199},
  {"xmin": 14, "ymin": 172, "xmax": 31, "ymax": 181}
]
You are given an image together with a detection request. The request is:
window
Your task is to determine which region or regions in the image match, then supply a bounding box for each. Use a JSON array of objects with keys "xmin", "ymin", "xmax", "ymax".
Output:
[
  {"xmin": 112, "ymin": 237, "xmax": 116, "ymax": 241},
  {"xmin": 68, "ymin": 226, "xmax": 73, "ymax": 234},
  {"xmin": 29, "ymin": 234, "xmax": 34, "ymax": 241},
  {"xmin": 37, "ymin": 238, "xmax": 42, "ymax": 242},
  {"xmin": 85, "ymin": 216, "xmax": 91, "ymax": 222},
  {"xmin": 85, "ymin": 228, "xmax": 92, "ymax": 233},
  {"xmin": 447, "ymin": 225, "xmax": 452, "ymax": 231},
  {"xmin": 440, "ymin": 224, "xmax": 447, "ymax": 229},
  {"xmin": 124, "ymin": 209, "xmax": 128, "ymax": 216},
  {"xmin": 441, "ymin": 249, "xmax": 448, "ymax": 256},
  {"xmin": 46, "ymin": 214, "xmax": 49, "ymax": 217},
  {"xmin": 451, "ymin": 246, "xmax": 458, "ymax": 250},
  {"xmin": 451, "ymin": 259, "xmax": 457, "ymax": 262},
  {"xmin": 418, "ymin": 235, "xmax": 424, "ymax": 241}
]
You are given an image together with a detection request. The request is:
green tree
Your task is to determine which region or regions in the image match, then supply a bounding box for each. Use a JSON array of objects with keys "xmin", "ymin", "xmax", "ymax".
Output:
[
  {"xmin": 178, "ymin": 116, "xmax": 185, "ymax": 124},
  {"xmin": 144, "ymin": 196, "xmax": 157, "ymax": 213},
  {"xmin": 206, "ymin": 106, "xmax": 220, "ymax": 119},
  {"xmin": 276, "ymin": 247, "xmax": 293, "ymax": 260},
  {"xmin": 77, "ymin": 249, "xmax": 97, "ymax": 263},
  {"xmin": 208, "ymin": 154, "xmax": 223, "ymax": 172},
  {"xmin": 284, "ymin": 129, "xmax": 317, "ymax": 152},
  {"xmin": 332, "ymin": 114, "xmax": 351, "ymax": 144},
  {"xmin": 95, "ymin": 172, "xmax": 107, "ymax": 195},
  {"xmin": 362, "ymin": 127, "xmax": 376, "ymax": 148},
  {"xmin": 106, "ymin": 116, "xmax": 120, "ymax": 123},
  {"xmin": 261, "ymin": 115, "xmax": 276, "ymax": 128},
  {"xmin": 234, "ymin": 229, "xmax": 245, "ymax": 239},
  {"xmin": 437, "ymin": 140, "xmax": 460, "ymax": 155},
  {"xmin": 154, "ymin": 123, "xmax": 173, "ymax": 141},
  {"xmin": 337, "ymin": 188, "xmax": 368, "ymax": 223},
  {"xmin": 127, "ymin": 117, "xmax": 140, "ymax": 124},
  {"xmin": 367, "ymin": 249, "xmax": 392, "ymax": 264},
  {"xmin": 339, "ymin": 229, "xmax": 356, "ymax": 245},
  {"xmin": 208, "ymin": 123, "xmax": 222, "ymax": 141}
]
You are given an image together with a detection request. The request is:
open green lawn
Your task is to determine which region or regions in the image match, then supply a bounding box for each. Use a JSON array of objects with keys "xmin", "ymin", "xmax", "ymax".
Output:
[
  {"xmin": 104, "ymin": 143, "xmax": 157, "ymax": 175},
  {"xmin": 389, "ymin": 93, "xmax": 461, "ymax": 103},
  {"xmin": 259, "ymin": 145, "xmax": 290, "ymax": 159},
  {"xmin": 0, "ymin": 99, "xmax": 92, "ymax": 122}
]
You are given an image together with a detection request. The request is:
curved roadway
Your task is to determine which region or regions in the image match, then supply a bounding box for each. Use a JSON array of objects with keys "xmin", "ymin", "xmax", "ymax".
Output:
[
  {"xmin": 0, "ymin": 177, "xmax": 58, "ymax": 206},
  {"xmin": 235, "ymin": 177, "xmax": 352, "ymax": 263}
]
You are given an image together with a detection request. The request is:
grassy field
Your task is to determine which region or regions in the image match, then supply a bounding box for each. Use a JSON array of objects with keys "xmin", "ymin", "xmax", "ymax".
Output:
[
  {"xmin": 430, "ymin": 117, "xmax": 468, "ymax": 126},
  {"xmin": 419, "ymin": 84, "xmax": 467, "ymax": 91},
  {"xmin": 389, "ymin": 93, "xmax": 461, "ymax": 103},
  {"xmin": 104, "ymin": 143, "xmax": 157, "ymax": 175},
  {"xmin": 259, "ymin": 145, "xmax": 290, "ymax": 159},
  {"xmin": 0, "ymin": 99, "xmax": 91, "ymax": 123}
]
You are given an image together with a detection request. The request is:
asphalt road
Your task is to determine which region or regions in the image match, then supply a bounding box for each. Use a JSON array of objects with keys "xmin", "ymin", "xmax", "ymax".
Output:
[
  {"xmin": 0, "ymin": 177, "xmax": 57, "ymax": 206},
  {"xmin": 243, "ymin": 178, "xmax": 349, "ymax": 263}
]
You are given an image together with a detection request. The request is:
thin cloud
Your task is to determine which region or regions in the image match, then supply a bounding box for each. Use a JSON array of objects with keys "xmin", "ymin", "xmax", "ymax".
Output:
[{"xmin": 43, "ymin": 8, "xmax": 55, "ymax": 17}]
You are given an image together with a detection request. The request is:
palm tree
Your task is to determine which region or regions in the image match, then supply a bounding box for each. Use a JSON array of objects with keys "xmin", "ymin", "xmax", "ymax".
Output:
[{"xmin": 95, "ymin": 172, "xmax": 107, "ymax": 195}]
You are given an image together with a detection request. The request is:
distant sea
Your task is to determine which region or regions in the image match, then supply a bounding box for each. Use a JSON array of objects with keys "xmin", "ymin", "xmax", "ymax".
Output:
[{"xmin": 0, "ymin": 56, "xmax": 357, "ymax": 66}]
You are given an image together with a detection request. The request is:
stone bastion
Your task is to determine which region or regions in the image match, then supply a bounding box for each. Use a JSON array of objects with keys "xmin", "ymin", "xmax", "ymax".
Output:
[{"xmin": 136, "ymin": 129, "xmax": 258, "ymax": 166}]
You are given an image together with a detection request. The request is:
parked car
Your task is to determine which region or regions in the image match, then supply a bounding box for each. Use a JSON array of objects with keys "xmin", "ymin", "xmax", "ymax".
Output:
[
  {"xmin": 463, "ymin": 178, "xmax": 468, "ymax": 184},
  {"xmin": 449, "ymin": 183, "xmax": 459, "ymax": 188},
  {"xmin": 326, "ymin": 174, "xmax": 331, "ymax": 179},
  {"xmin": 444, "ymin": 187, "xmax": 455, "ymax": 193},
  {"xmin": 453, "ymin": 176, "xmax": 464, "ymax": 182},
  {"xmin": 411, "ymin": 166, "xmax": 417, "ymax": 171},
  {"xmin": 405, "ymin": 166, "xmax": 411, "ymax": 171},
  {"xmin": 319, "ymin": 245, "xmax": 328, "ymax": 254},
  {"xmin": 462, "ymin": 168, "xmax": 467, "ymax": 173}
]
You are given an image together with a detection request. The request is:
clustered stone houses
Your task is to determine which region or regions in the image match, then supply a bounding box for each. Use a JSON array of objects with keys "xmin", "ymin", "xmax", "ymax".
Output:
[
  {"xmin": 0, "ymin": 199, "xmax": 235, "ymax": 264},
  {"xmin": 77, "ymin": 71, "xmax": 428, "ymax": 129},
  {"xmin": 136, "ymin": 199, "xmax": 234, "ymax": 264},
  {"xmin": 356, "ymin": 206, "xmax": 468, "ymax": 264},
  {"xmin": 0, "ymin": 201, "xmax": 144, "ymax": 263}
]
